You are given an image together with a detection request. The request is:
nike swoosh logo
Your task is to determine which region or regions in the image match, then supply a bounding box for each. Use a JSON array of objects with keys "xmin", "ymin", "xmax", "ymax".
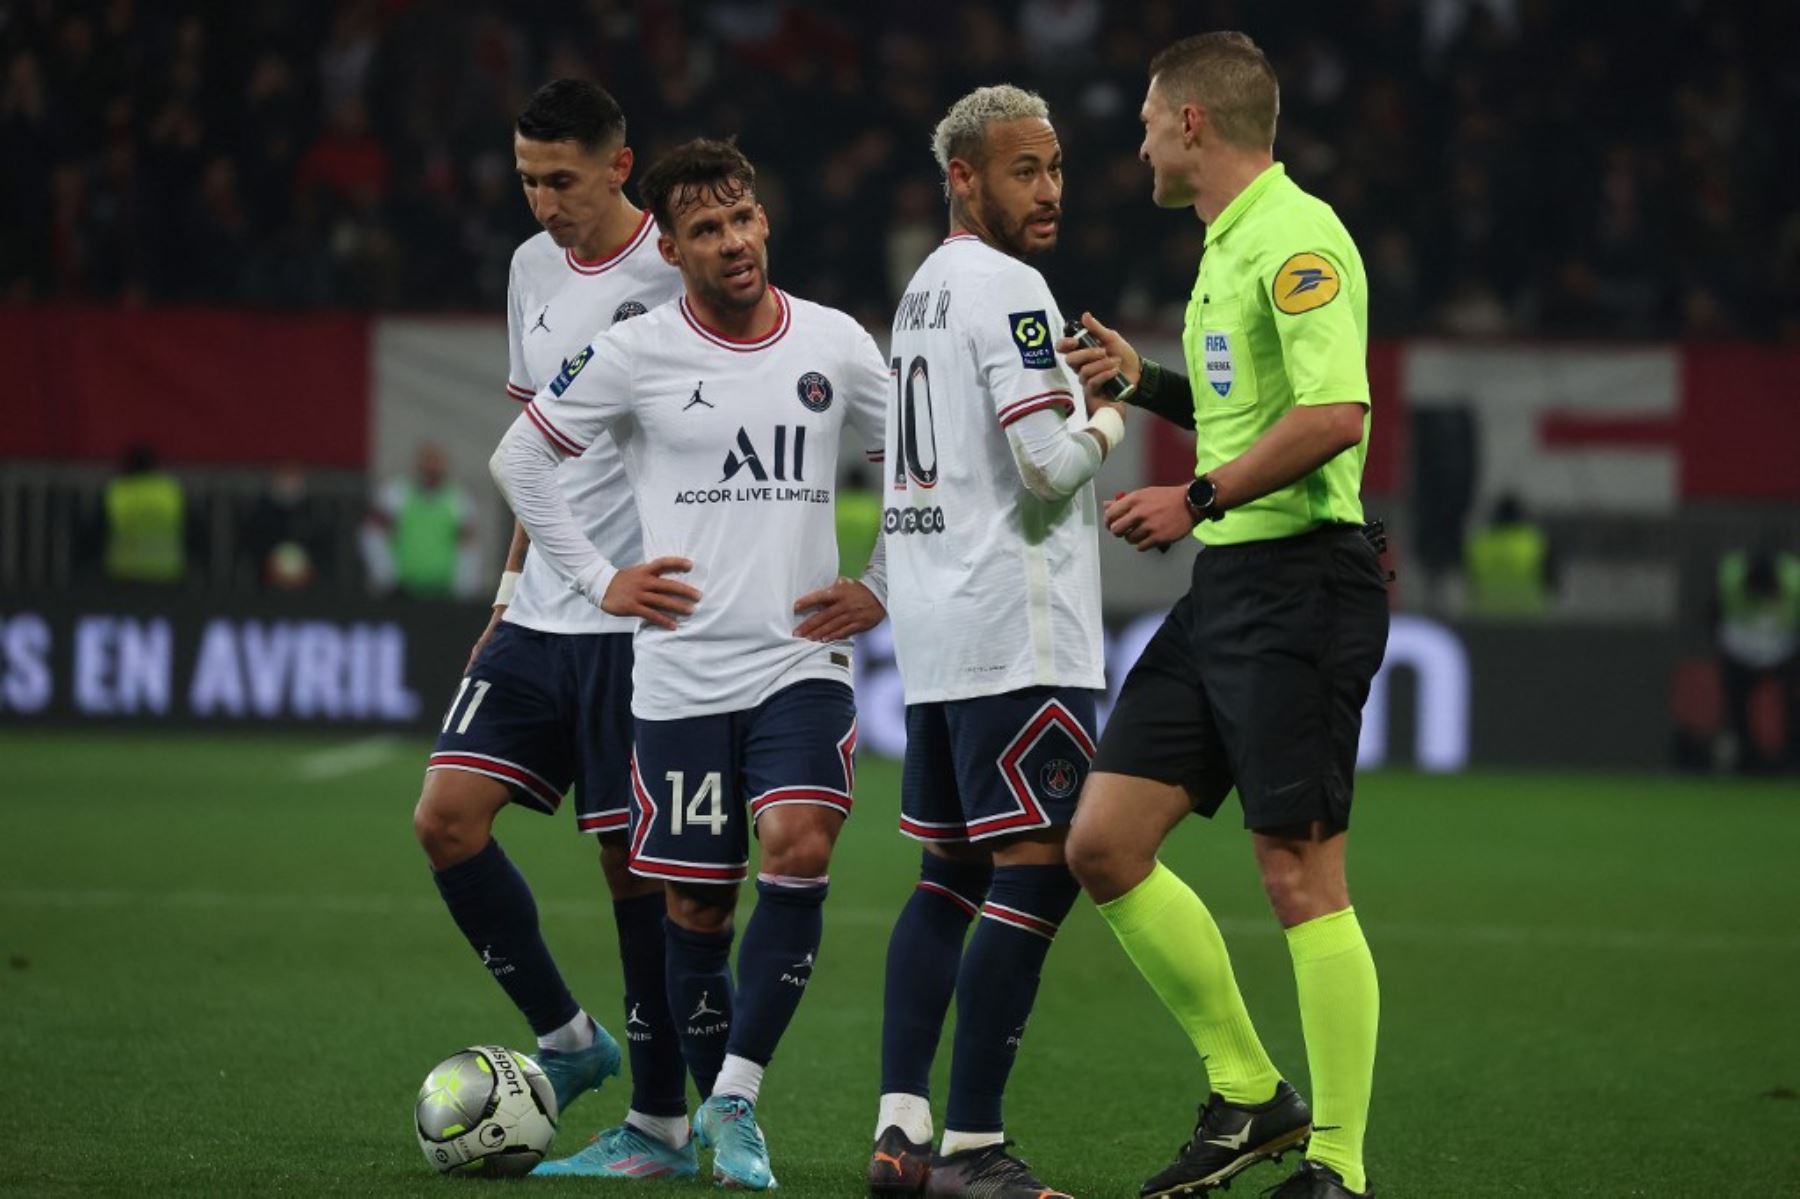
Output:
[{"xmin": 1204, "ymin": 1118, "xmax": 1254, "ymax": 1150}]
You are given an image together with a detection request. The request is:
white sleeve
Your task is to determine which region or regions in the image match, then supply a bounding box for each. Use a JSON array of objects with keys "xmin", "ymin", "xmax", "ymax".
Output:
[
  {"xmin": 490, "ymin": 417, "xmax": 620, "ymax": 604},
  {"xmin": 518, "ymin": 329, "xmax": 634, "ymax": 457},
  {"xmin": 504, "ymin": 256, "xmax": 533, "ymax": 403},
  {"xmin": 490, "ymin": 330, "xmax": 636, "ymax": 605},
  {"xmin": 1004, "ymin": 406, "xmax": 1106, "ymax": 501},
  {"xmin": 845, "ymin": 326, "xmax": 892, "ymax": 472},
  {"xmin": 859, "ymin": 527, "xmax": 887, "ymax": 608},
  {"xmin": 972, "ymin": 264, "xmax": 1077, "ymax": 430},
  {"xmin": 968, "ymin": 266, "xmax": 1104, "ymax": 500}
]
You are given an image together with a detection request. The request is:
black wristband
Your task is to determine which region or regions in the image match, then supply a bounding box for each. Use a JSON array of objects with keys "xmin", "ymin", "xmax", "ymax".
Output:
[{"xmin": 1129, "ymin": 357, "xmax": 1197, "ymax": 431}]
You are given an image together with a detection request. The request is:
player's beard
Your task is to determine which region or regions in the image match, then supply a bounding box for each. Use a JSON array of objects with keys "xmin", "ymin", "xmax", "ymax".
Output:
[
  {"xmin": 696, "ymin": 247, "xmax": 769, "ymax": 313},
  {"xmin": 978, "ymin": 191, "xmax": 1059, "ymax": 258}
]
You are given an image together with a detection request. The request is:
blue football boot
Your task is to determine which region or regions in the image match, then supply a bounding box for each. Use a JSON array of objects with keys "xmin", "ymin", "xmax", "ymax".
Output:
[
  {"xmin": 532, "ymin": 1021, "xmax": 622, "ymax": 1118},
  {"xmin": 532, "ymin": 1120, "xmax": 698, "ymax": 1180},
  {"xmin": 694, "ymin": 1094, "xmax": 778, "ymax": 1190}
]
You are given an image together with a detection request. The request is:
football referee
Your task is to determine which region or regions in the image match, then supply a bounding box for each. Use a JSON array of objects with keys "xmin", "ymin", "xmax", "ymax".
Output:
[{"xmin": 1058, "ymin": 32, "xmax": 1389, "ymax": 1199}]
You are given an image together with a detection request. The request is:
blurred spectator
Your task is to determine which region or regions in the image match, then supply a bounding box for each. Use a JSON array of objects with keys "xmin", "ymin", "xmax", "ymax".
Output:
[
  {"xmin": 1714, "ymin": 547, "xmax": 1800, "ymax": 773},
  {"xmin": 102, "ymin": 444, "xmax": 187, "ymax": 585},
  {"xmin": 0, "ymin": 0, "xmax": 1789, "ymax": 337},
  {"xmin": 240, "ymin": 462, "xmax": 334, "ymax": 591},
  {"xmin": 1464, "ymin": 493, "xmax": 1552, "ymax": 618},
  {"xmin": 360, "ymin": 443, "xmax": 477, "ymax": 601}
]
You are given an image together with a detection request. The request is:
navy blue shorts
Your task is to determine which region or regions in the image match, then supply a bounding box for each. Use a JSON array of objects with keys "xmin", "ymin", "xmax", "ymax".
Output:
[
  {"xmin": 628, "ymin": 680, "xmax": 858, "ymax": 884},
  {"xmin": 900, "ymin": 687, "xmax": 1099, "ymax": 843},
  {"xmin": 427, "ymin": 622, "xmax": 634, "ymax": 835}
]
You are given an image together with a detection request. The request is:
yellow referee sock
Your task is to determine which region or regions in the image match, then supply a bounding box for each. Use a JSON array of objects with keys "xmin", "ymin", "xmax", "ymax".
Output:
[
  {"xmin": 1096, "ymin": 861, "xmax": 1280, "ymax": 1104},
  {"xmin": 1286, "ymin": 907, "xmax": 1379, "ymax": 1194}
]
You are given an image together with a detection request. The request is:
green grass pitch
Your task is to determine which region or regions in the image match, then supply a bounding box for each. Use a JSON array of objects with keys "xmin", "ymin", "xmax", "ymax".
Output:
[{"xmin": 3, "ymin": 732, "xmax": 1797, "ymax": 1196}]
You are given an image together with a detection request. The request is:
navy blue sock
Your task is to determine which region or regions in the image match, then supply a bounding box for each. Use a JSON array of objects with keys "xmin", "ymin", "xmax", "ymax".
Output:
[
  {"xmin": 614, "ymin": 893, "xmax": 687, "ymax": 1118},
  {"xmin": 881, "ymin": 853, "xmax": 994, "ymax": 1097},
  {"xmin": 663, "ymin": 918, "xmax": 735, "ymax": 1097},
  {"xmin": 944, "ymin": 864, "xmax": 1082, "ymax": 1133},
  {"xmin": 432, "ymin": 838, "xmax": 579, "ymax": 1037},
  {"xmin": 724, "ymin": 877, "xmax": 829, "ymax": 1066}
]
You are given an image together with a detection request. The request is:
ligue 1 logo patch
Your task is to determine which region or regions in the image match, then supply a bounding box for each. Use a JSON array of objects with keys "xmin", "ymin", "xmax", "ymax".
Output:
[
  {"xmin": 796, "ymin": 371, "xmax": 833, "ymax": 413},
  {"xmin": 1203, "ymin": 330, "xmax": 1234, "ymax": 398},
  {"xmin": 1039, "ymin": 758, "xmax": 1078, "ymax": 799},
  {"xmin": 1009, "ymin": 310, "xmax": 1054, "ymax": 369},
  {"xmin": 550, "ymin": 346, "xmax": 593, "ymax": 396},
  {"xmin": 611, "ymin": 300, "xmax": 648, "ymax": 325}
]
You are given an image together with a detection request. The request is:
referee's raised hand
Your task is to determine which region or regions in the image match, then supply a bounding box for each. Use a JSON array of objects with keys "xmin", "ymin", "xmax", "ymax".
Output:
[{"xmin": 1056, "ymin": 311, "xmax": 1141, "ymax": 412}]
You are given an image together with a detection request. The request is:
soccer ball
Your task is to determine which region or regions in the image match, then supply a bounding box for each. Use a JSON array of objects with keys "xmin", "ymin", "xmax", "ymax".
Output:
[{"xmin": 414, "ymin": 1045, "xmax": 559, "ymax": 1176}]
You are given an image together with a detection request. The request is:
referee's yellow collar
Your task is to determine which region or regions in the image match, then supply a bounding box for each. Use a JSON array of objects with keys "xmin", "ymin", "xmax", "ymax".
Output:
[{"xmin": 1205, "ymin": 162, "xmax": 1287, "ymax": 248}]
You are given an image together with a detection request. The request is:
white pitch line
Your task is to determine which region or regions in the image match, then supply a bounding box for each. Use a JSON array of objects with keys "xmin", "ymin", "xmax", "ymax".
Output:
[
  {"xmin": 1, "ymin": 887, "xmax": 1795, "ymax": 953},
  {"xmin": 294, "ymin": 736, "xmax": 404, "ymax": 780}
]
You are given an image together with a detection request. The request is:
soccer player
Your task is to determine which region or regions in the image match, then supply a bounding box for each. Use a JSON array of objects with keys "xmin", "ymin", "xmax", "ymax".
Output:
[
  {"xmin": 1057, "ymin": 34, "xmax": 1389, "ymax": 1199},
  {"xmin": 489, "ymin": 137, "xmax": 891, "ymax": 1192},
  {"xmin": 410, "ymin": 79, "xmax": 696, "ymax": 1180},
  {"xmin": 869, "ymin": 85, "xmax": 1124, "ymax": 1199}
]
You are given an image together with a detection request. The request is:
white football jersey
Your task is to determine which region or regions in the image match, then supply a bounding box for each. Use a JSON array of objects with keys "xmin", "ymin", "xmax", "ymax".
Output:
[
  {"xmin": 524, "ymin": 289, "xmax": 888, "ymax": 719},
  {"xmin": 884, "ymin": 233, "xmax": 1104, "ymax": 702},
  {"xmin": 502, "ymin": 214, "xmax": 683, "ymax": 634}
]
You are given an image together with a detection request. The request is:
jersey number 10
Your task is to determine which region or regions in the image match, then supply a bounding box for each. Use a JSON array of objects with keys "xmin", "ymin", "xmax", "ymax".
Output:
[{"xmin": 890, "ymin": 356, "xmax": 938, "ymax": 489}]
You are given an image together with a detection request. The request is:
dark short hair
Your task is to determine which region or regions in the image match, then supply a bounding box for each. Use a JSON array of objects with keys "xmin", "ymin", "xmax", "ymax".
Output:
[
  {"xmin": 1148, "ymin": 32, "xmax": 1279, "ymax": 149},
  {"xmin": 515, "ymin": 79, "xmax": 625, "ymax": 153},
  {"xmin": 639, "ymin": 138, "xmax": 757, "ymax": 234}
]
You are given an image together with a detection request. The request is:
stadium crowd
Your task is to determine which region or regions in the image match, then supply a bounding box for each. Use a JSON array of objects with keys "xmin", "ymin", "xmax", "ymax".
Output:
[{"xmin": 2, "ymin": 0, "xmax": 1793, "ymax": 339}]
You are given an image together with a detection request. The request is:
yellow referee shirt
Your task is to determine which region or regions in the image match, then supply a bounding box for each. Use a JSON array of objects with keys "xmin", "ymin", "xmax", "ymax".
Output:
[{"xmin": 1182, "ymin": 163, "xmax": 1370, "ymax": 545}]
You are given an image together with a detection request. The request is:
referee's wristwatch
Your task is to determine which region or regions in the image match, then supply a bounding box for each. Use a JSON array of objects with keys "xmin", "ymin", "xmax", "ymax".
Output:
[{"xmin": 1184, "ymin": 474, "xmax": 1226, "ymax": 523}]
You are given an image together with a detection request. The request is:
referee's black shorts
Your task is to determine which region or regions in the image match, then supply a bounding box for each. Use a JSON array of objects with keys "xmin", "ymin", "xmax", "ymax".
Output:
[{"xmin": 1093, "ymin": 523, "xmax": 1389, "ymax": 831}]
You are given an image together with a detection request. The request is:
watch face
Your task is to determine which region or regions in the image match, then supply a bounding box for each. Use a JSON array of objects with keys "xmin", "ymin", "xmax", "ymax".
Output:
[{"xmin": 1187, "ymin": 477, "xmax": 1215, "ymax": 511}]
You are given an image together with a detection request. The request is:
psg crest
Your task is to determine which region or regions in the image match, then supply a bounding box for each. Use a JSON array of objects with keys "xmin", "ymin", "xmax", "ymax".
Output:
[
  {"xmin": 796, "ymin": 371, "xmax": 834, "ymax": 413},
  {"xmin": 612, "ymin": 300, "xmax": 649, "ymax": 325},
  {"xmin": 1039, "ymin": 758, "xmax": 1079, "ymax": 799}
]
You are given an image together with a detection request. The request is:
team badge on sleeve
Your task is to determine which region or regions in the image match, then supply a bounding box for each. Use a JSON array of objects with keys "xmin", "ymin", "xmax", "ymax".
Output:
[
  {"xmin": 611, "ymin": 301, "xmax": 648, "ymax": 325},
  {"xmin": 796, "ymin": 371, "xmax": 834, "ymax": 412},
  {"xmin": 1008, "ymin": 310, "xmax": 1054, "ymax": 369},
  {"xmin": 1272, "ymin": 252, "xmax": 1341, "ymax": 315},
  {"xmin": 549, "ymin": 346, "xmax": 593, "ymax": 396}
]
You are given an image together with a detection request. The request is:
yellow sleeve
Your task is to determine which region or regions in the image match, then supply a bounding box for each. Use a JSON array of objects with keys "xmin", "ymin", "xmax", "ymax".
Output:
[{"xmin": 1267, "ymin": 249, "xmax": 1369, "ymax": 408}]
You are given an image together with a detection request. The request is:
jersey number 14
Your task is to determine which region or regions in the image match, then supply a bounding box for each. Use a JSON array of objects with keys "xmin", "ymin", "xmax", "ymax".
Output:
[{"xmin": 666, "ymin": 770, "xmax": 726, "ymax": 835}]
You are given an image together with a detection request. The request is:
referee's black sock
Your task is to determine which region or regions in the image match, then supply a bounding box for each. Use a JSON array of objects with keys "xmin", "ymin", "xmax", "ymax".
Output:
[
  {"xmin": 432, "ymin": 837, "xmax": 580, "ymax": 1037},
  {"xmin": 943, "ymin": 863, "xmax": 1081, "ymax": 1140}
]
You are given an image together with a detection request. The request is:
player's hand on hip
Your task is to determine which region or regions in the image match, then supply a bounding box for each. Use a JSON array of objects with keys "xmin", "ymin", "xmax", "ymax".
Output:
[
  {"xmin": 1056, "ymin": 311, "xmax": 1141, "ymax": 412},
  {"xmin": 602, "ymin": 557, "xmax": 701, "ymax": 631},
  {"xmin": 464, "ymin": 605, "xmax": 506, "ymax": 674},
  {"xmin": 793, "ymin": 577, "xmax": 885, "ymax": 642},
  {"xmin": 1105, "ymin": 485, "xmax": 1195, "ymax": 551}
]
